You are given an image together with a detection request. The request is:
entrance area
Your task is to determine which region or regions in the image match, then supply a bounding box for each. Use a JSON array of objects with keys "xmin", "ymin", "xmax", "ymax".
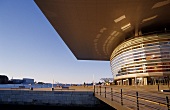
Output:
[{"xmin": 115, "ymin": 76, "xmax": 170, "ymax": 85}]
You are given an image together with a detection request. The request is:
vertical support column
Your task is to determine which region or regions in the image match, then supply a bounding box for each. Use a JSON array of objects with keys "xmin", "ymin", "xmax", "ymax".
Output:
[
  {"xmin": 141, "ymin": 77, "xmax": 144, "ymax": 85},
  {"xmin": 111, "ymin": 88, "xmax": 113, "ymax": 101},
  {"xmin": 93, "ymin": 85, "xmax": 95, "ymax": 96},
  {"xmin": 105, "ymin": 87, "xmax": 106, "ymax": 98},
  {"xmin": 121, "ymin": 89, "xmax": 123, "ymax": 105},
  {"xmin": 132, "ymin": 79, "xmax": 135, "ymax": 85},
  {"xmin": 166, "ymin": 96, "xmax": 169, "ymax": 110},
  {"xmin": 127, "ymin": 79, "xmax": 129, "ymax": 86},
  {"xmin": 144, "ymin": 77, "xmax": 148, "ymax": 85},
  {"xmin": 97, "ymin": 86, "xmax": 98, "ymax": 94},
  {"xmin": 135, "ymin": 77, "xmax": 137, "ymax": 86},
  {"xmin": 100, "ymin": 86, "xmax": 101, "ymax": 96},
  {"xmin": 136, "ymin": 91, "xmax": 139, "ymax": 110}
]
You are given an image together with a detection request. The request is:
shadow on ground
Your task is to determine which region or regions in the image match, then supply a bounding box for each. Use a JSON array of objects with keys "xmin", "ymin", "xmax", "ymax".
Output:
[{"xmin": 0, "ymin": 103, "xmax": 116, "ymax": 110}]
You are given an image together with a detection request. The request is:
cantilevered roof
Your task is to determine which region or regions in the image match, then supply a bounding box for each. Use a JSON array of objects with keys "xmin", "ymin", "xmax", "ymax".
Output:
[{"xmin": 34, "ymin": 0, "xmax": 170, "ymax": 61}]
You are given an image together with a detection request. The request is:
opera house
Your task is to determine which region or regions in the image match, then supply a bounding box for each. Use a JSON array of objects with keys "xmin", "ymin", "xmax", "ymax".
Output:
[{"xmin": 34, "ymin": 0, "xmax": 170, "ymax": 85}]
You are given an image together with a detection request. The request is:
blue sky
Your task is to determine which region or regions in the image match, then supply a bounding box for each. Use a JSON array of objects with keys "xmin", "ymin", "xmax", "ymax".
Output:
[{"xmin": 0, "ymin": 0, "xmax": 112, "ymax": 84}]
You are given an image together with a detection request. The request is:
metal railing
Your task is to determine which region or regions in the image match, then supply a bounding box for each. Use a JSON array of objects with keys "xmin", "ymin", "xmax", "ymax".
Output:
[{"xmin": 94, "ymin": 85, "xmax": 170, "ymax": 110}]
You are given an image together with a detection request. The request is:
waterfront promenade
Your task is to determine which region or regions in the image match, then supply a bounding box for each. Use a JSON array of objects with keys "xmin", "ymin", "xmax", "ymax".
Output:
[
  {"xmin": 1, "ymin": 85, "xmax": 170, "ymax": 110},
  {"xmin": 0, "ymin": 86, "xmax": 110, "ymax": 110},
  {"xmin": 94, "ymin": 85, "xmax": 170, "ymax": 110}
]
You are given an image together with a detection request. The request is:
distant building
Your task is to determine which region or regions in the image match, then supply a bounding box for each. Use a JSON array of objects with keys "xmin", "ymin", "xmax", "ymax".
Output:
[
  {"xmin": 10, "ymin": 79, "xmax": 23, "ymax": 84},
  {"xmin": 10, "ymin": 78, "xmax": 34, "ymax": 84},
  {"xmin": 22, "ymin": 78, "xmax": 34, "ymax": 84},
  {"xmin": 37, "ymin": 82, "xmax": 45, "ymax": 84},
  {"xmin": 0, "ymin": 75, "xmax": 9, "ymax": 84}
]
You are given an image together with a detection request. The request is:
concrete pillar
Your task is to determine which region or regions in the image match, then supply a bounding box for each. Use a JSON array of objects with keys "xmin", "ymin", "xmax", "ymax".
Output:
[
  {"xmin": 116, "ymin": 80, "xmax": 120, "ymax": 85},
  {"xmin": 144, "ymin": 77, "xmax": 148, "ymax": 85},
  {"xmin": 141, "ymin": 77, "xmax": 144, "ymax": 85},
  {"xmin": 127, "ymin": 79, "xmax": 129, "ymax": 85},
  {"xmin": 117, "ymin": 80, "xmax": 121, "ymax": 85},
  {"xmin": 132, "ymin": 79, "xmax": 135, "ymax": 85},
  {"xmin": 135, "ymin": 77, "xmax": 137, "ymax": 85}
]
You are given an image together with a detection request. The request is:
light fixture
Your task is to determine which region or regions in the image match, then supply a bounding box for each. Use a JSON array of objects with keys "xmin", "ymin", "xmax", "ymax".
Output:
[
  {"xmin": 111, "ymin": 31, "xmax": 116, "ymax": 35},
  {"xmin": 142, "ymin": 15, "xmax": 158, "ymax": 23},
  {"xmin": 114, "ymin": 15, "xmax": 126, "ymax": 23},
  {"xmin": 121, "ymin": 23, "xmax": 131, "ymax": 31},
  {"xmin": 152, "ymin": 0, "xmax": 170, "ymax": 9}
]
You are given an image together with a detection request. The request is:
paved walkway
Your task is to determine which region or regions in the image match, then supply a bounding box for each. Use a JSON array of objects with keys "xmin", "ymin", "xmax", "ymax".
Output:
[{"xmin": 94, "ymin": 85, "xmax": 170, "ymax": 110}]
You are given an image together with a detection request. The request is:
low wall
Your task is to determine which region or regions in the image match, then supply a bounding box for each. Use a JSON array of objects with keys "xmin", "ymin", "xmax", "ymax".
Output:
[{"xmin": 0, "ymin": 90, "xmax": 100, "ymax": 107}]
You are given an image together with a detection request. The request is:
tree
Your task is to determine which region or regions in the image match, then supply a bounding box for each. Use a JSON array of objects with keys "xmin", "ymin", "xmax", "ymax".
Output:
[
  {"xmin": 0, "ymin": 75, "xmax": 9, "ymax": 84},
  {"xmin": 100, "ymin": 78, "xmax": 113, "ymax": 83}
]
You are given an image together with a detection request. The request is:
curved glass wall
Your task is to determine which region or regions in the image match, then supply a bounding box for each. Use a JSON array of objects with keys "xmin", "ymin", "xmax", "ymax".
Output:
[{"xmin": 110, "ymin": 33, "xmax": 170, "ymax": 80}]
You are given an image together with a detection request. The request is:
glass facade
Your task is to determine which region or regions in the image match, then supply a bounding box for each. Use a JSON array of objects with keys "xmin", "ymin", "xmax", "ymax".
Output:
[{"xmin": 110, "ymin": 34, "xmax": 170, "ymax": 85}]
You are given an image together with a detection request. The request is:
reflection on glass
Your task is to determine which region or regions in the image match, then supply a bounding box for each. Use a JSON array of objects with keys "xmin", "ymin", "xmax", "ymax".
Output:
[{"xmin": 110, "ymin": 34, "xmax": 170, "ymax": 79}]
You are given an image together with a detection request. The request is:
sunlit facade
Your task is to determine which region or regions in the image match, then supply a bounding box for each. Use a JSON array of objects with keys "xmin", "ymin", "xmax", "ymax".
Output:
[
  {"xmin": 110, "ymin": 33, "xmax": 170, "ymax": 85},
  {"xmin": 34, "ymin": 0, "xmax": 170, "ymax": 85}
]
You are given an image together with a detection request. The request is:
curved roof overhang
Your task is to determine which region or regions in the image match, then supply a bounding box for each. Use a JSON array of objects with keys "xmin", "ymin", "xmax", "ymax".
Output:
[{"xmin": 34, "ymin": 0, "xmax": 170, "ymax": 61}]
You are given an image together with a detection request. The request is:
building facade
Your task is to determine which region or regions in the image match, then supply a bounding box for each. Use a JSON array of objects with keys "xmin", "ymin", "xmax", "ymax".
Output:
[
  {"xmin": 111, "ymin": 33, "xmax": 170, "ymax": 85},
  {"xmin": 23, "ymin": 78, "xmax": 34, "ymax": 84},
  {"xmin": 10, "ymin": 78, "xmax": 34, "ymax": 84},
  {"xmin": 34, "ymin": 0, "xmax": 170, "ymax": 85}
]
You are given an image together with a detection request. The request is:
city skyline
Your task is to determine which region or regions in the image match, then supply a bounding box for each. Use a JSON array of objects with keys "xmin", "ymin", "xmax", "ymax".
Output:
[{"xmin": 0, "ymin": 0, "xmax": 112, "ymax": 84}]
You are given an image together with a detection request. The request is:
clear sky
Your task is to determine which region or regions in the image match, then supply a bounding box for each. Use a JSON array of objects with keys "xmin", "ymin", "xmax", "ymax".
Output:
[{"xmin": 0, "ymin": 0, "xmax": 113, "ymax": 84}]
